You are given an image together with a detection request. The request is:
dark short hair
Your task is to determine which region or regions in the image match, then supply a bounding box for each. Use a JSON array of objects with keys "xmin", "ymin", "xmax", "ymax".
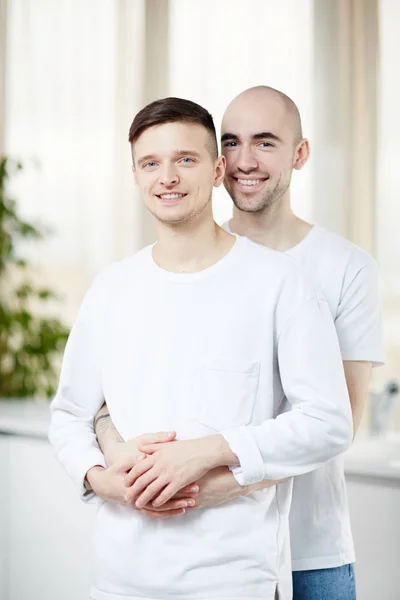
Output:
[{"xmin": 128, "ymin": 97, "xmax": 218, "ymax": 159}]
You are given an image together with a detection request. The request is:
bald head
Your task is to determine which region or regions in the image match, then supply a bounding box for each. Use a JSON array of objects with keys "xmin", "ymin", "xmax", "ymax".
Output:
[
  {"xmin": 223, "ymin": 86, "xmax": 303, "ymax": 145},
  {"xmin": 221, "ymin": 85, "xmax": 310, "ymax": 215}
]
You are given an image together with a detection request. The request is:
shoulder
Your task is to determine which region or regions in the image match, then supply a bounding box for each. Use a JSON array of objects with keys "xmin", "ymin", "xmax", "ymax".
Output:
[
  {"xmin": 313, "ymin": 227, "xmax": 377, "ymax": 273},
  {"xmin": 241, "ymin": 237, "xmax": 320, "ymax": 317},
  {"xmin": 243, "ymin": 236, "xmax": 308, "ymax": 277},
  {"xmin": 249, "ymin": 236, "xmax": 316, "ymax": 282},
  {"xmin": 87, "ymin": 245, "xmax": 153, "ymax": 296}
]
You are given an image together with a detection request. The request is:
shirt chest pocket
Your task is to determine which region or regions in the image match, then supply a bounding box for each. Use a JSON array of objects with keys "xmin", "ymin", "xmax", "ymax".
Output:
[{"xmin": 194, "ymin": 359, "xmax": 260, "ymax": 431}]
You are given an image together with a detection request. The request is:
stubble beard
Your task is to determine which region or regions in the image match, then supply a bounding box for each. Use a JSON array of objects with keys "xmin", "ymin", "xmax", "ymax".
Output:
[{"xmin": 227, "ymin": 174, "xmax": 291, "ymax": 215}]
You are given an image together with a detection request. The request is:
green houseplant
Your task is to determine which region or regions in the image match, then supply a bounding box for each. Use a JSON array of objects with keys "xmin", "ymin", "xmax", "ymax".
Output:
[{"xmin": 0, "ymin": 156, "xmax": 70, "ymax": 399}]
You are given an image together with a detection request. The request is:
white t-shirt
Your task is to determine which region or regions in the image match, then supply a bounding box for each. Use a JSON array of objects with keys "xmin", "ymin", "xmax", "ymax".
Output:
[
  {"xmin": 49, "ymin": 235, "xmax": 352, "ymax": 600},
  {"xmin": 223, "ymin": 221, "xmax": 384, "ymax": 571}
]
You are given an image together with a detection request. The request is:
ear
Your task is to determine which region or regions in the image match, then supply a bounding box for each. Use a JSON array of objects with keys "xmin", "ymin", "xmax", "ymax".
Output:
[
  {"xmin": 293, "ymin": 139, "xmax": 310, "ymax": 171},
  {"xmin": 213, "ymin": 155, "xmax": 226, "ymax": 188}
]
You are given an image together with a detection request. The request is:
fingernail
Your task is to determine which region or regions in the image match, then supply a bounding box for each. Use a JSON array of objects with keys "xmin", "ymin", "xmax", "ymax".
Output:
[{"xmin": 187, "ymin": 499, "xmax": 195, "ymax": 506}]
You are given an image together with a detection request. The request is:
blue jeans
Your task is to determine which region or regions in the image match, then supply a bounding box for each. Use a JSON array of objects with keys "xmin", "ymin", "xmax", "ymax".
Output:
[{"xmin": 292, "ymin": 564, "xmax": 356, "ymax": 600}]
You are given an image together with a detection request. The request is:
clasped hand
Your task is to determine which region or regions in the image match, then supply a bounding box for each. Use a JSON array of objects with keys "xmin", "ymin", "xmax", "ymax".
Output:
[
  {"xmin": 90, "ymin": 432, "xmax": 254, "ymax": 519},
  {"xmin": 125, "ymin": 437, "xmax": 216, "ymax": 509}
]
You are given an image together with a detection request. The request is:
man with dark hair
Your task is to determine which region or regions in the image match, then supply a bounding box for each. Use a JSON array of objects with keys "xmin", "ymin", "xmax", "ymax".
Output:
[
  {"xmin": 49, "ymin": 96, "xmax": 352, "ymax": 600},
  {"xmin": 95, "ymin": 89, "xmax": 383, "ymax": 600},
  {"xmin": 128, "ymin": 96, "xmax": 219, "ymax": 160}
]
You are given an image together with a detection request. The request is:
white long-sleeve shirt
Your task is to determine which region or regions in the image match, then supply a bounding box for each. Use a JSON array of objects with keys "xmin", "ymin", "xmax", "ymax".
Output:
[{"xmin": 49, "ymin": 235, "xmax": 352, "ymax": 600}]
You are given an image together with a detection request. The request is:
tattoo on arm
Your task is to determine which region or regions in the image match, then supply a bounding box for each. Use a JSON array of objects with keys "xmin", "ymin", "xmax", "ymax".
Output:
[
  {"xmin": 93, "ymin": 405, "xmax": 124, "ymax": 461},
  {"xmin": 94, "ymin": 413, "xmax": 111, "ymax": 430}
]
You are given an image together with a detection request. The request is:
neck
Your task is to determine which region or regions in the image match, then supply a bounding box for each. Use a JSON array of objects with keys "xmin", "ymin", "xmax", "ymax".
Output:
[
  {"xmin": 230, "ymin": 193, "xmax": 313, "ymax": 252},
  {"xmin": 153, "ymin": 208, "xmax": 235, "ymax": 273}
]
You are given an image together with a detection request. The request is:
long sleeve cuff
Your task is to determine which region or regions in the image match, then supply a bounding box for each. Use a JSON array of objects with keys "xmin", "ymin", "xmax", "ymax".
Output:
[
  {"xmin": 67, "ymin": 448, "xmax": 107, "ymax": 504},
  {"xmin": 221, "ymin": 426, "xmax": 265, "ymax": 486}
]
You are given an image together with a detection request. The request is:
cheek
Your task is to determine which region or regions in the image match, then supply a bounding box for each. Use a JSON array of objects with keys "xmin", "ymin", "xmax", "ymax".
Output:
[
  {"xmin": 137, "ymin": 175, "xmax": 156, "ymax": 196},
  {"xmin": 261, "ymin": 155, "xmax": 287, "ymax": 178},
  {"xmin": 269, "ymin": 152, "xmax": 292, "ymax": 174},
  {"xmin": 185, "ymin": 167, "xmax": 212, "ymax": 190},
  {"xmin": 222, "ymin": 153, "xmax": 235, "ymax": 174}
]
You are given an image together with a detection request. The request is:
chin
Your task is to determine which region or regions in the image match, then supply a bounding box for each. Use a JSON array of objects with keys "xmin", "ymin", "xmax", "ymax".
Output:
[
  {"xmin": 233, "ymin": 196, "xmax": 265, "ymax": 213},
  {"xmin": 155, "ymin": 210, "xmax": 193, "ymax": 226}
]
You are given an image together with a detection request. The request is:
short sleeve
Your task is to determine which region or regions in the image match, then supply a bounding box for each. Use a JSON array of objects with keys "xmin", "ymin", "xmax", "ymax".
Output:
[{"xmin": 335, "ymin": 260, "xmax": 384, "ymax": 366}]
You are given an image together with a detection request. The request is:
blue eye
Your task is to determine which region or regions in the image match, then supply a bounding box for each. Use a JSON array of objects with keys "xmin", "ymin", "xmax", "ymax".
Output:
[
  {"xmin": 181, "ymin": 157, "xmax": 194, "ymax": 164},
  {"xmin": 143, "ymin": 161, "xmax": 157, "ymax": 168},
  {"xmin": 259, "ymin": 142, "xmax": 273, "ymax": 148}
]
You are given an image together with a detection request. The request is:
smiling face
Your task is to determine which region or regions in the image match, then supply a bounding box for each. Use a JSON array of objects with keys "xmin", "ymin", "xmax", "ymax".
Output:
[
  {"xmin": 133, "ymin": 121, "xmax": 225, "ymax": 226},
  {"xmin": 221, "ymin": 89, "xmax": 305, "ymax": 213}
]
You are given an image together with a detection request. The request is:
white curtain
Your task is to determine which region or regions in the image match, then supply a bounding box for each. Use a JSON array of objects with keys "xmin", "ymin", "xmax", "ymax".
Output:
[
  {"xmin": 169, "ymin": 0, "xmax": 314, "ymax": 226},
  {"xmin": 312, "ymin": 0, "xmax": 379, "ymax": 254},
  {"xmin": 0, "ymin": 0, "xmax": 7, "ymax": 152},
  {"xmin": 5, "ymin": 0, "xmax": 146, "ymax": 319},
  {"xmin": 376, "ymin": 0, "xmax": 400, "ymax": 380},
  {"xmin": 313, "ymin": 0, "xmax": 400, "ymax": 386}
]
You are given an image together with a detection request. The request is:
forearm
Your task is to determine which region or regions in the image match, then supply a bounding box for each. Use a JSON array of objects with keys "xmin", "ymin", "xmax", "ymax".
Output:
[
  {"xmin": 212, "ymin": 460, "xmax": 287, "ymax": 495},
  {"xmin": 343, "ymin": 360, "xmax": 373, "ymax": 436},
  {"xmin": 94, "ymin": 403, "xmax": 124, "ymax": 465},
  {"xmin": 246, "ymin": 476, "xmax": 288, "ymax": 493}
]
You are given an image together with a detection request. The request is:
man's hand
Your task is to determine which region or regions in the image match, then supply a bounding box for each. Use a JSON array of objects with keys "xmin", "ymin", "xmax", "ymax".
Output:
[
  {"xmin": 140, "ymin": 468, "xmax": 277, "ymax": 519},
  {"xmin": 124, "ymin": 435, "xmax": 235, "ymax": 509},
  {"xmin": 101, "ymin": 431, "xmax": 201, "ymax": 513},
  {"xmin": 86, "ymin": 461, "xmax": 199, "ymax": 517},
  {"xmin": 106, "ymin": 431, "xmax": 177, "ymax": 465},
  {"xmin": 137, "ymin": 468, "xmax": 241, "ymax": 518},
  {"xmin": 86, "ymin": 462, "xmax": 137, "ymax": 505},
  {"xmin": 184, "ymin": 467, "xmax": 248, "ymax": 510},
  {"xmin": 189, "ymin": 468, "xmax": 279, "ymax": 510}
]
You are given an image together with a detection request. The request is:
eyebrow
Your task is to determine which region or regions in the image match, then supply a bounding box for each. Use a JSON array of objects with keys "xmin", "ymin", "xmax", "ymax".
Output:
[
  {"xmin": 137, "ymin": 150, "xmax": 202, "ymax": 166},
  {"xmin": 221, "ymin": 132, "xmax": 283, "ymax": 144}
]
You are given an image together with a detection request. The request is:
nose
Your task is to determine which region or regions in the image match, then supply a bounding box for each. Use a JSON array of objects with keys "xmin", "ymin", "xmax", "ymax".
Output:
[
  {"xmin": 236, "ymin": 146, "xmax": 258, "ymax": 173},
  {"xmin": 159, "ymin": 164, "xmax": 179, "ymax": 187}
]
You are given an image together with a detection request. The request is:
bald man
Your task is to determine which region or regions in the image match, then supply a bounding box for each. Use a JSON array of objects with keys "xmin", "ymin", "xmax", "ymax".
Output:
[
  {"xmin": 93, "ymin": 88, "xmax": 383, "ymax": 600},
  {"xmin": 219, "ymin": 86, "xmax": 383, "ymax": 599}
]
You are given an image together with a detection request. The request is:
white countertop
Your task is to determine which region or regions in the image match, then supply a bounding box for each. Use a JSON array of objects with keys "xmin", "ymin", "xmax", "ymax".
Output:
[
  {"xmin": 0, "ymin": 400, "xmax": 50, "ymax": 439},
  {"xmin": 344, "ymin": 431, "xmax": 400, "ymax": 481},
  {"xmin": 1, "ymin": 400, "xmax": 400, "ymax": 480}
]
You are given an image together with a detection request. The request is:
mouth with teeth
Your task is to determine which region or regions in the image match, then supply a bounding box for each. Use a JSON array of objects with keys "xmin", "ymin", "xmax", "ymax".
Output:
[
  {"xmin": 234, "ymin": 177, "xmax": 268, "ymax": 191},
  {"xmin": 156, "ymin": 192, "xmax": 188, "ymax": 206}
]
